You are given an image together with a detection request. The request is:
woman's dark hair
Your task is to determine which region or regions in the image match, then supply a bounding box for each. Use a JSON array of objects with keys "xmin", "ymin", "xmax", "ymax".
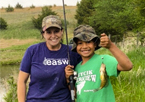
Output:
[{"xmin": 41, "ymin": 27, "xmax": 63, "ymax": 34}]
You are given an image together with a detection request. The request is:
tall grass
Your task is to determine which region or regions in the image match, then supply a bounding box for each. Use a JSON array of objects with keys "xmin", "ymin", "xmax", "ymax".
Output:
[
  {"xmin": 97, "ymin": 46, "xmax": 145, "ymax": 102},
  {"xmin": 113, "ymin": 47, "xmax": 145, "ymax": 102}
]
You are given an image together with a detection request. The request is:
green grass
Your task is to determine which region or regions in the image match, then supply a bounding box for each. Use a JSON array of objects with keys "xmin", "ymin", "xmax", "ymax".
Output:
[
  {"xmin": 96, "ymin": 46, "xmax": 145, "ymax": 102},
  {"xmin": 0, "ymin": 41, "xmax": 41, "ymax": 65},
  {"xmin": 0, "ymin": 20, "xmax": 41, "ymax": 39},
  {"xmin": 0, "ymin": 6, "xmax": 76, "ymax": 39},
  {"xmin": 113, "ymin": 47, "xmax": 145, "ymax": 102}
]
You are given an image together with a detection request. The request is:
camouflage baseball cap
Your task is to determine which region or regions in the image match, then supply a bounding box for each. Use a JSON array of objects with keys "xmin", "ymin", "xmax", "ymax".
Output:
[
  {"xmin": 42, "ymin": 15, "xmax": 62, "ymax": 31},
  {"xmin": 71, "ymin": 25, "xmax": 101, "ymax": 52}
]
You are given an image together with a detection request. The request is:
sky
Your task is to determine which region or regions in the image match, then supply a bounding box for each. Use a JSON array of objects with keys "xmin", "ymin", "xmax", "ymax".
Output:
[{"xmin": 0, "ymin": 0, "xmax": 81, "ymax": 8}]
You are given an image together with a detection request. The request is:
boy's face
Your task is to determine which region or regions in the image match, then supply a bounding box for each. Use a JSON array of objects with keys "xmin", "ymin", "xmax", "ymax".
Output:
[{"xmin": 76, "ymin": 39, "xmax": 96, "ymax": 59}]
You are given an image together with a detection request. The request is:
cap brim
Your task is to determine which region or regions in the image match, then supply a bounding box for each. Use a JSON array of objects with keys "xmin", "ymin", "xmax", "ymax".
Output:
[
  {"xmin": 71, "ymin": 33, "xmax": 101, "ymax": 52},
  {"xmin": 43, "ymin": 24, "xmax": 61, "ymax": 31}
]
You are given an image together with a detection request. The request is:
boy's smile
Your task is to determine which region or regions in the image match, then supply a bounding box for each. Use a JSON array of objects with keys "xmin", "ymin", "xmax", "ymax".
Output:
[{"xmin": 76, "ymin": 39, "xmax": 96, "ymax": 62}]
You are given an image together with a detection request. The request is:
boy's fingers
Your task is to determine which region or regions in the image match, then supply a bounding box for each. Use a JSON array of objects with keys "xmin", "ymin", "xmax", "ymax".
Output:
[{"xmin": 100, "ymin": 33, "xmax": 106, "ymax": 37}]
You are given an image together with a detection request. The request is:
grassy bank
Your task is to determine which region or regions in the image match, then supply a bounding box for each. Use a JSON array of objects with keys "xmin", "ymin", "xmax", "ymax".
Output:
[
  {"xmin": 114, "ymin": 47, "xmax": 145, "ymax": 101},
  {"xmin": 0, "ymin": 39, "xmax": 42, "ymax": 65}
]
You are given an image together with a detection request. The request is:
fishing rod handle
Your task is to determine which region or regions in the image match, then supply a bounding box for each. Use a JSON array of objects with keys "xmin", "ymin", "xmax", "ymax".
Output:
[{"xmin": 69, "ymin": 75, "xmax": 75, "ymax": 102}]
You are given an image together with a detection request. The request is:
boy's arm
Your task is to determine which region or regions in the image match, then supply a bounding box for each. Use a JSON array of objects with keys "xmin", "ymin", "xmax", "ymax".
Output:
[{"xmin": 100, "ymin": 33, "xmax": 133, "ymax": 71}]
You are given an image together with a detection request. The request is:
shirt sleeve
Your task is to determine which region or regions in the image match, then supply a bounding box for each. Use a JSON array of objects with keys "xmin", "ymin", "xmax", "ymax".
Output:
[
  {"xmin": 103, "ymin": 55, "xmax": 119, "ymax": 77},
  {"xmin": 20, "ymin": 46, "xmax": 33, "ymax": 73}
]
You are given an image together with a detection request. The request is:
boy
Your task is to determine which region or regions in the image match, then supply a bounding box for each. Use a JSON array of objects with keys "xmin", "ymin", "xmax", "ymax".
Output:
[{"xmin": 65, "ymin": 25, "xmax": 133, "ymax": 102}]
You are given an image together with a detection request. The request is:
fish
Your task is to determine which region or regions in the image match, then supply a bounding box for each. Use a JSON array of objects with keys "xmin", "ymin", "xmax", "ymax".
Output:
[{"xmin": 93, "ymin": 63, "xmax": 108, "ymax": 92}]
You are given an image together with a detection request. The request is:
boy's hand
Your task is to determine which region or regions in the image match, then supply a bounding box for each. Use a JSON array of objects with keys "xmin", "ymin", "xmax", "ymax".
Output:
[
  {"xmin": 100, "ymin": 33, "xmax": 112, "ymax": 49},
  {"xmin": 65, "ymin": 65, "xmax": 74, "ymax": 82}
]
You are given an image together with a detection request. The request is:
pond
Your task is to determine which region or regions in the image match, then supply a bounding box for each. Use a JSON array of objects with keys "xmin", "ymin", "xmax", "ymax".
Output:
[{"xmin": 0, "ymin": 65, "xmax": 19, "ymax": 102}]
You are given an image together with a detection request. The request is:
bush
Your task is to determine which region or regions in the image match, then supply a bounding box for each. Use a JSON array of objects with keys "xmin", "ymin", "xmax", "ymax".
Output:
[
  {"xmin": 15, "ymin": 2, "xmax": 23, "ymax": 9},
  {"xmin": 30, "ymin": 4, "xmax": 35, "ymax": 8},
  {"xmin": 3, "ymin": 77, "xmax": 18, "ymax": 102},
  {"xmin": 0, "ymin": 17, "xmax": 8, "ymax": 29},
  {"xmin": 32, "ymin": 6, "xmax": 57, "ymax": 30},
  {"xmin": 5, "ymin": 5, "xmax": 14, "ymax": 12},
  {"xmin": 54, "ymin": 4, "xmax": 56, "ymax": 7}
]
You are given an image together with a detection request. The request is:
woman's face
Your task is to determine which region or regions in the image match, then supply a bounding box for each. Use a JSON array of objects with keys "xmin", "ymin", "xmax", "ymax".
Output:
[{"xmin": 43, "ymin": 27, "xmax": 63, "ymax": 49}]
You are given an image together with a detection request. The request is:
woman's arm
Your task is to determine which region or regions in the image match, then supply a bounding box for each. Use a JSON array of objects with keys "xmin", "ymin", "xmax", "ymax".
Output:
[{"xmin": 17, "ymin": 71, "xmax": 29, "ymax": 102}]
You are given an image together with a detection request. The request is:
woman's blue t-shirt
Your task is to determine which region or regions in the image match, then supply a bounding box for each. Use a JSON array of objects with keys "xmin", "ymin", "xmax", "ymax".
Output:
[{"xmin": 20, "ymin": 42, "xmax": 81, "ymax": 102}]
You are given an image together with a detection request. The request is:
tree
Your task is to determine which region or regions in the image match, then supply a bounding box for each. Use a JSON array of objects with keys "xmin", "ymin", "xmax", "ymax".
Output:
[
  {"xmin": 75, "ymin": 0, "xmax": 96, "ymax": 25},
  {"xmin": 5, "ymin": 5, "xmax": 14, "ymax": 12},
  {"xmin": 30, "ymin": 4, "xmax": 35, "ymax": 8},
  {"xmin": 88, "ymin": 0, "xmax": 130, "ymax": 41},
  {"xmin": 0, "ymin": 17, "xmax": 8, "ymax": 29},
  {"xmin": 130, "ymin": 0, "xmax": 145, "ymax": 31},
  {"xmin": 133, "ymin": 0, "xmax": 145, "ymax": 17},
  {"xmin": 89, "ymin": 0, "xmax": 145, "ymax": 42},
  {"xmin": 15, "ymin": 2, "xmax": 23, "ymax": 9},
  {"xmin": 75, "ymin": 0, "xmax": 145, "ymax": 42},
  {"xmin": 32, "ymin": 6, "xmax": 57, "ymax": 30}
]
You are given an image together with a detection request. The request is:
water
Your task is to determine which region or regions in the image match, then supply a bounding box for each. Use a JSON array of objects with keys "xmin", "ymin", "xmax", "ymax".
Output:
[{"xmin": 0, "ymin": 65, "xmax": 19, "ymax": 102}]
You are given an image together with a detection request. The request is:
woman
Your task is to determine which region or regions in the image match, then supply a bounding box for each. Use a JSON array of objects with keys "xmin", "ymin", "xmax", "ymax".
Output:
[{"xmin": 17, "ymin": 15, "xmax": 81, "ymax": 102}]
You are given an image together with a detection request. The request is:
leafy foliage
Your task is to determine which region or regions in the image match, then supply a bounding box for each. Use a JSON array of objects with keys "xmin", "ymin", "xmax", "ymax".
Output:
[
  {"xmin": 0, "ymin": 17, "xmax": 8, "ymax": 29},
  {"xmin": 133, "ymin": 0, "xmax": 145, "ymax": 17},
  {"xmin": 15, "ymin": 3, "xmax": 23, "ymax": 9},
  {"xmin": 75, "ymin": 0, "xmax": 145, "ymax": 42},
  {"xmin": 30, "ymin": 4, "xmax": 35, "ymax": 8},
  {"xmin": 89, "ymin": 0, "xmax": 132, "ymax": 41},
  {"xmin": 4, "ymin": 76, "xmax": 18, "ymax": 102},
  {"xmin": 32, "ymin": 6, "xmax": 57, "ymax": 30},
  {"xmin": 5, "ymin": 5, "xmax": 14, "ymax": 12},
  {"xmin": 75, "ymin": 0, "xmax": 96, "ymax": 25}
]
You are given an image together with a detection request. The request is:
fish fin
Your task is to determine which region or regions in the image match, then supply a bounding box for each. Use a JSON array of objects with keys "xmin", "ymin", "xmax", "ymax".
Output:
[{"xmin": 93, "ymin": 88, "xmax": 101, "ymax": 92}]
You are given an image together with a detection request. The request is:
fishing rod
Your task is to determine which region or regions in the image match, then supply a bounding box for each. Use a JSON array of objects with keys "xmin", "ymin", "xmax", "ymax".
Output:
[
  {"xmin": 62, "ymin": 0, "xmax": 75, "ymax": 102},
  {"xmin": 62, "ymin": 0, "xmax": 70, "ymax": 65}
]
